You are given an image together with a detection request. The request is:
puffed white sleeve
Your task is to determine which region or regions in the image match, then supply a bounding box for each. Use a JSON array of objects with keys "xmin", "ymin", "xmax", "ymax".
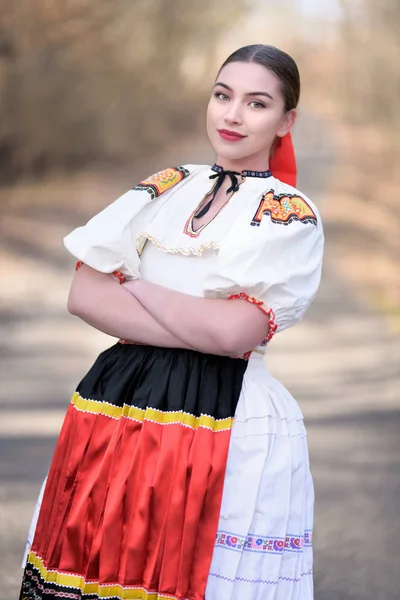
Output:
[
  {"xmin": 203, "ymin": 206, "xmax": 324, "ymax": 340},
  {"xmin": 63, "ymin": 166, "xmax": 191, "ymax": 280}
]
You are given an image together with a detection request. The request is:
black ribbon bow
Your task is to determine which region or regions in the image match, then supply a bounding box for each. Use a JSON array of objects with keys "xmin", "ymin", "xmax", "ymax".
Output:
[{"xmin": 195, "ymin": 170, "xmax": 241, "ymax": 219}]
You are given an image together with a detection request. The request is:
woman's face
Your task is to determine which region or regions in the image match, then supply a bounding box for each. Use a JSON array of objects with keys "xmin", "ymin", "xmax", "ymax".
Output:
[{"xmin": 206, "ymin": 61, "xmax": 296, "ymax": 170}]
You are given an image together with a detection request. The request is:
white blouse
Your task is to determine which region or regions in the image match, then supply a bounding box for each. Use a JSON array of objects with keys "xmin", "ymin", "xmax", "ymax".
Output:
[{"xmin": 64, "ymin": 165, "xmax": 324, "ymax": 352}]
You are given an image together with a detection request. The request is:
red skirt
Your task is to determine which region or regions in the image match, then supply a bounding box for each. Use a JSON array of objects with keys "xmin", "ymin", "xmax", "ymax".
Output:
[{"xmin": 20, "ymin": 344, "xmax": 247, "ymax": 600}]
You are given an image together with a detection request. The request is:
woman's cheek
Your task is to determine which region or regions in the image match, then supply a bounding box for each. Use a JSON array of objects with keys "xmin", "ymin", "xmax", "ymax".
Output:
[
  {"xmin": 206, "ymin": 102, "xmax": 217, "ymax": 132},
  {"xmin": 207, "ymin": 100, "xmax": 218, "ymax": 129}
]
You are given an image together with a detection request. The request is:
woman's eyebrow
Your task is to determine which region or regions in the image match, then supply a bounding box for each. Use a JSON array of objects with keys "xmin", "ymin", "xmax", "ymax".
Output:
[
  {"xmin": 246, "ymin": 91, "xmax": 274, "ymax": 101},
  {"xmin": 214, "ymin": 82, "xmax": 274, "ymax": 101},
  {"xmin": 214, "ymin": 81, "xmax": 232, "ymax": 91}
]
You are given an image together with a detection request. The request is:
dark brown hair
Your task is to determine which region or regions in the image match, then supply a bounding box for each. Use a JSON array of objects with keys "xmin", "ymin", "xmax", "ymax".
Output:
[{"xmin": 218, "ymin": 44, "xmax": 300, "ymax": 112}]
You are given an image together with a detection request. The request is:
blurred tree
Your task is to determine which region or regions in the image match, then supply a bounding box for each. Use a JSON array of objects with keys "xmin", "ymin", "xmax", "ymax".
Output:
[
  {"xmin": 339, "ymin": 0, "xmax": 400, "ymax": 152},
  {"xmin": 325, "ymin": 0, "xmax": 400, "ymax": 316},
  {"xmin": 0, "ymin": 0, "xmax": 245, "ymax": 182}
]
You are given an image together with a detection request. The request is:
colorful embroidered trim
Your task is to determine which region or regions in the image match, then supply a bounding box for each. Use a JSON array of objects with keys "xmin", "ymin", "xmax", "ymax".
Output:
[
  {"xmin": 134, "ymin": 166, "xmax": 190, "ymax": 200},
  {"xmin": 71, "ymin": 392, "xmax": 233, "ymax": 432},
  {"xmin": 23, "ymin": 551, "xmax": 190, "ymax": 600},
  {"xmin": 75, "ymin": 260, "xmax": 126, "ymax": 284},
  {"xmin": 227, "ymin": 293, "xmax": 277, "ymax": 343},
  {"xmin": 251, "ymin": 189, "xmax": 317, "ymax": 227},
  {"xmin": 211, "ymin": 164, "xmax": 272, "ymax": 178},
  {"xmin": 214, "ymin": 529, "xmax": 312, "ymax": 555}
]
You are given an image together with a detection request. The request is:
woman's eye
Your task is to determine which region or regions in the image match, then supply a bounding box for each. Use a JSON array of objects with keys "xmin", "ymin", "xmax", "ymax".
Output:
[
  {"xmin": 215, "ymin": 92, "xmax": 229, "ymax": 101},
  {"xmin": 250, "ymin": 100, "xmax": 266, "ymax": 109}
]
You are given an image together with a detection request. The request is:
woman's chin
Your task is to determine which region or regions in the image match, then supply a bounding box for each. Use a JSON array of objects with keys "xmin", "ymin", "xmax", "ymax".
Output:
[{"xmin": 212, "ymin": 143, "xmax": 251, "ymax": 164}]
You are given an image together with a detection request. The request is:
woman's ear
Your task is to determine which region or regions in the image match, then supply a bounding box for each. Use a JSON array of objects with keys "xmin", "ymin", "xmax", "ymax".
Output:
[{"xmin": 276, "ymin": 109, "xmax": 297, "ymax": 138}]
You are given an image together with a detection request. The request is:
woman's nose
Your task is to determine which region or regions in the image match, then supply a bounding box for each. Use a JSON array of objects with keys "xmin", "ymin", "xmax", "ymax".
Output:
[{"xmin": 224, "ymin": 102, "xmax": 243, "ymax": 125}]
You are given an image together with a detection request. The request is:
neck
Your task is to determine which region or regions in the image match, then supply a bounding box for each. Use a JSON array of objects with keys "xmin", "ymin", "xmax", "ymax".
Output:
[{"xmin": 214, "ymin": 152, "xmax": 270, "ymax": 173}]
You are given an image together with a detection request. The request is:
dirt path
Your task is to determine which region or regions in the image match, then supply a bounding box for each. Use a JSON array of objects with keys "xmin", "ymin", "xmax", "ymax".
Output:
[{"xmin": 1, "ymin": 120, "xmax": 399, "ymax": 599}]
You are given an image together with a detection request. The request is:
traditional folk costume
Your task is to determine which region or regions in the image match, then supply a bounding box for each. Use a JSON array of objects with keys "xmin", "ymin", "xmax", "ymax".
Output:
[{"xmin": 20, "ymin": 134, "xmax": 324, "ymax": 600}]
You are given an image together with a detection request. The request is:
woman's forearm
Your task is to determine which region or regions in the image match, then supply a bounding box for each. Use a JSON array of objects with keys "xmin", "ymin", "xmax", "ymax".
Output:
[
  {"xmin": 68, "ymin": 266, "xmax": 194, "ymax": 349},
  {"xmin": 125, "ymin": 280, "xmax": 269, "ymax": 356}
]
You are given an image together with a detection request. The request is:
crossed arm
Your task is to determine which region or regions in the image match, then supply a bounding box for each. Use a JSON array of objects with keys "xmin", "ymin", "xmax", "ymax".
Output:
[{"xmin": 67, "ymin": 265, "xmax": 270, "ymax": 356}]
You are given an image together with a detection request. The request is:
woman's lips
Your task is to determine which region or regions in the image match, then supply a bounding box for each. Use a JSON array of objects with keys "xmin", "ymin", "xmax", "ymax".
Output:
[{"xmin": 218, "ymin": 129, "xmax": 246, "ymax": 142}]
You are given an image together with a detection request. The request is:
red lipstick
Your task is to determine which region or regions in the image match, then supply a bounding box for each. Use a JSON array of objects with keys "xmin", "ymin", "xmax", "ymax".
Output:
[{"xmin": 218, "ymin": 129, "xmax": 246, "ymax": 142}]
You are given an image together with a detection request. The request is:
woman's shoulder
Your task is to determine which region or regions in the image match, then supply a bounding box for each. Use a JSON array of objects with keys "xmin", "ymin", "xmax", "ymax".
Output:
[
  {"xmin": 253, "ymin": 176, "xmax": 322, "ymax": 228},
  {"xmin": 132, "ymin": 164, "xmax": 210, "ymax": 199}
]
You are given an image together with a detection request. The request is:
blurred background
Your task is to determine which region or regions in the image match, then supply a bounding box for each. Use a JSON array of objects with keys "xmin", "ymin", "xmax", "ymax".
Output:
[{"xmin": 1, "ymin": 0, "xmax": 399, "ymax": 598}]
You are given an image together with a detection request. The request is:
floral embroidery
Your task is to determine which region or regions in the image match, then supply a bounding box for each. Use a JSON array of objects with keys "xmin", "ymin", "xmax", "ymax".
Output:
[
  {"xmin": 75, "ymin": 260, "xmax": 126, "ymax": 284},
  {"xmin": 134, "ymin": 166, "xmax": 190, "ymax": 200},
  {"xmin": 227, "ymin": 293, "xmax": 277, "ymax": 343},
  {"xmin": 251, "ymin": 189, "xmax": 317, "ymax": 227},
  {"xmin": 214, "ymin": 529, "xmax": 313, "ymax": 555}
]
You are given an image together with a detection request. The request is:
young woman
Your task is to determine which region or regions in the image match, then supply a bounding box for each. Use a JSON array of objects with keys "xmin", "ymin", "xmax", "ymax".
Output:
[{"xmin": 20, "ymin": 44, "xmax": 324, "ymax": 600}]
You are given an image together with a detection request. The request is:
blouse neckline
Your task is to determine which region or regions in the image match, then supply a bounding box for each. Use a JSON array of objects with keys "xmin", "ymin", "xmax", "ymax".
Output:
[
  {"xmin": 184, "ymin": 165, "xmax": 273, "ymax": 239},
  {"xmin": 211, "ymin": 164, "xmax": 273, "ymax": 179}
]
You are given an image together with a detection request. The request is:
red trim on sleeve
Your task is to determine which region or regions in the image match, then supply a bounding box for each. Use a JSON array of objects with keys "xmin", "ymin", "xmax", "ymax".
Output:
[
  {"xmin": 227, "ymin": 292, "xmax": 277, "ymax": 343},
  {"xmin": 74, "ymin": 261, "xmax": 126, "ymax": 284},
  {"xmin": 112, "ymin": 270, "xmax": 126, "ymax": 284}
]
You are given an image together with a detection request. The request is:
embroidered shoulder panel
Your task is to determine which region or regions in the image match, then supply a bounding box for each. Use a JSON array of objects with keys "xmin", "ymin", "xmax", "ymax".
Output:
[
  {"xmin": 133, "ymin": 166, "xmax": 190, "ymax": 200},
  {"xmin": 251, "ymin": 189, "xmax": 317, "ymax": 227}
]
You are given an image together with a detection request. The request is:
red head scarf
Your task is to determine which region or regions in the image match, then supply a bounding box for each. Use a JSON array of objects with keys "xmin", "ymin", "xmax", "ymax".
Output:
[{"xmin": 269, "ymin": 132, "xmax": 297, "ymax": 187}]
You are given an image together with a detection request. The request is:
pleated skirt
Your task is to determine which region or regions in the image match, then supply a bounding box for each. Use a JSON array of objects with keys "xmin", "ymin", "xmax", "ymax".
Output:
[
  {"xmin": 20, "ymin": 347, "xmax": 315, "ymax": 600},
  {"xmin": 20, "ymin": 344, "xmax": 247, "ymax": 600}
]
